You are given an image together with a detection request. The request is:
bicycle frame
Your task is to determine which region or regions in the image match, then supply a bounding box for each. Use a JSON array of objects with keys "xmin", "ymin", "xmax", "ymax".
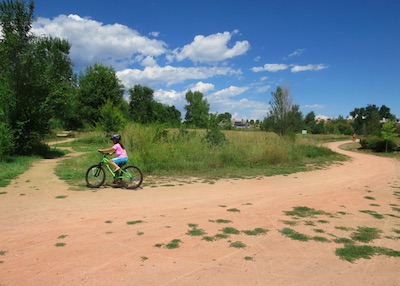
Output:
[{"xmin": 100, "ymin": 155, "xmax": 131, "ymax": 180}]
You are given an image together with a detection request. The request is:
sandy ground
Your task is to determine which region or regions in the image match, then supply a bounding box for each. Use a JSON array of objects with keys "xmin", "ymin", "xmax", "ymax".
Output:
[{"xmin": 0, "ymin": 140, "xmax": 400, "ymax": 286}]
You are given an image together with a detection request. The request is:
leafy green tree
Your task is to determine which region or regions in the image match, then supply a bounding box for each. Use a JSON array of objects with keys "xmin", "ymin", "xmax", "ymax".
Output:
[
  {"xmin": 217, "ymin": 112, "xmax": 232, "ymax": 129},
  {"xmin": 77, "ymin": 63, "xmax": 124, "ymax": 125},
  {"xmin": 184, "ymin": 90, "xmax": 210, "ymax": 128},
  {"xmin": 98, "ymin": 99, "xmax": 126, "ymax": 134},
  {"xmin": 350, "ymin": 104, "xmax": 394, "ymax": 137},
  {"xmin": 129, "ymin": 84, "xmax": 154, "ymax": 124},
  {"xmin": 304, "ymin": 111, "xmax": 316, "ymax": 133},
  {"xmin": 0, "ymin": 0, "xmax": 74, "ymax": 154},
  {"xmin": 267, "ymin": 86, "xmax": 303, "ymax": 136},
  {"xmin": 380, "ymin": 120, "xmax": 398, "ymax": 152},
  {"xmin": 204, "ymin": 114, "xmax": 227, "ymax": 146},
  {"xmin": 152, "ymin": 101, "xmax": 181, "ymax": 127}
]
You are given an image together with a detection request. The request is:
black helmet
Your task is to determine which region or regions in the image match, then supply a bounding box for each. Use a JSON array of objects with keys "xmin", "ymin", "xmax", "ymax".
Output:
[{"xmin": 111, "ymin": 134, "xmax": 121, "ymax": 142}]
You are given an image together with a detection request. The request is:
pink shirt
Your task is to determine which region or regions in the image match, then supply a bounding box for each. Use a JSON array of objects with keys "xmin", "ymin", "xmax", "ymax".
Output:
[{"xmin": 112, "ymin": 143, "xmax": 128, "ymax": 158}]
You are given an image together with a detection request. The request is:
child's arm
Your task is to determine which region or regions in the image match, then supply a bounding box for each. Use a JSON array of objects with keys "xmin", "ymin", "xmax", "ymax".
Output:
[{"xmin": 98, "ymin": 147, "xmax": 115, "ymax": 154}]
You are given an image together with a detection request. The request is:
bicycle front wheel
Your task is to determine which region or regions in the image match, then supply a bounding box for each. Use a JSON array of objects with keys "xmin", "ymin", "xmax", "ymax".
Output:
[
  {"xmin": 120, "ymin": 166, "xmax": 143, "ymax": 189},
  {"xmin": 85, "ymin": 164, "xmax": 106, "ymax": 188}
]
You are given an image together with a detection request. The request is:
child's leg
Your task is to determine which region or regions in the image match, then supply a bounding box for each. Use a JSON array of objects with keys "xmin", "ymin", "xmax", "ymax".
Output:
[{"xmin": 109, "ymin": 159, "xmax": 120, "ymax": 171}]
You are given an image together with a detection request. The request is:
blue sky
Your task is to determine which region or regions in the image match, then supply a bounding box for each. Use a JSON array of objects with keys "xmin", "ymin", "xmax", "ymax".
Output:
[{"xmin": 30, "ymin": 0, "xmax": 400, "ymax": 120}]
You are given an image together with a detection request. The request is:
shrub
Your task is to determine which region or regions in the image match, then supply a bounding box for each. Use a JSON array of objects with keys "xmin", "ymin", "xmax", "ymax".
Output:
[{"xmin": 359, "ymin": 136, "xmax": 396, "ymax": 152}]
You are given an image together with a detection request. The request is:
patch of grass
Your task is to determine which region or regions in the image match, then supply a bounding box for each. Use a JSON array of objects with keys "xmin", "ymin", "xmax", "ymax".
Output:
[
  {"xmin": 284, "ymin": 206, "xmax": 327, "ymax": 218},
  {"xmin": 165, "ymin": 239, "xmax": 182, "ymax": 249},
  {"xmin": 230, "ymin": 241, "xmax": 246, "ymax": 249},
  {"xmin": 333, "ymin": 237, "xmax": 354, "ymax": 244},
  {"xmin": 137, "ymin": 231, "xmax": 144, "ymax": 236},
  {"xmin": 317, "ymin": 220, "xmax": 329, "ymax": 224},
  {"xmin": 55, "ymin": 242, "xmax": 66, "ymax": 247},
  {"xmin": 364, "ymin": 196, "xmax": 376, "ymax": 200},
  {"xmin": 335, "ymin": 226, "xmax": 354, "ymax": 231},
  {"xmin": 313, "ymin": 236, "xmax": 330, "ymax": 242},
  {"xmin": 0, "ymin": 250, "xmax": 7, "ymax": 256},
  {"xmin": 140, "ymin": 256, "xmax": 148, "ymax": 262},
  {"xmin": 55, "ymin": 195, "xmax": 68, "ymax": 199},
  {"xmin": 350, "ymin": 227, "xmax": 382, "ymax": 243},
  {"xmin": 359, "ymin": 210, "xmax": 384, "ymax": 219},
  {"xmin": 336, "ymin": 211, "xmax": 348, "ymax": 215},
  {"xmin": 392, "ymin": 207, "xmax": 400, "ymax": 212},
  {"xmin": 57, "ymin": 235, "xmax": 68, "ymax": 239},
  {"xmin": 105, "ymin": 220, "xmax": 113, "ymax": 224},
  {"xmin": 336, "ymin": 245, "xmax": 400, "ymax": 262},
  {"xmin": 187, "ymin": 228, "xmax": 206, "ymax": 236},
  {"xmin": 281, "ymin": 220, "xmax": 298, "ymax": 226},
  {"xmin": 154, "ymin": 244, "xmax": 163, "ymax": 248},
  {"xmin": 313, "ymin": 229, "xmax": 325, "ymax": 233},
  {"xmin": 202, "ymin": 236, "xmax": 215, "ymax": 242},
  {"xmin": 0, "ymin": 192, "xmax": 7, "ymax": 195},
  {"xmin": 214, "ymin": 219, "xmax": 232, "ymax": 224},
  {"xmin": 227, "ymin": 208, "xmax": 240, "ymax": 212},
  {"xmin": 221, "ymin": 227, "xmax": 240, "ymax": 235},
  {"xmin": 304, "ymin": 221, "xmax": 315, "ymax": 226},
  {"xmin": 214, "ymin": 233, "xmax": 229, "ymax": 239},
  {"xmin": 370, "ymin": 204, "xmax": 380, "ymax": 207},
  {"xmin": 188, "ymin": 223, "xmax": 198, "ymax": 228},
  {"xmin": 126, "ymin": 220, "xmax": 144, "ymax": 225},
  {"xmin": 280, "ymin": 228, "xmax": 309, "ymax": 241},
  {"xmin": 242, "ymin": 228, "xmax": 268, "ymax": 236},
  {"xmin": 0, "ymin": 155, "xmax": 41, "ymax": 187},
  {"xmin": 244, "ymin": 256, "xmax": 254, "ymax": 261}
]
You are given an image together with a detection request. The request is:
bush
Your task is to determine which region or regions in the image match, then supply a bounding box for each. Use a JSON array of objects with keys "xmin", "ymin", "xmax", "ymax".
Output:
[{"xmin": 359, "ymin": 136, "xmax": 397, "ymax": 152}]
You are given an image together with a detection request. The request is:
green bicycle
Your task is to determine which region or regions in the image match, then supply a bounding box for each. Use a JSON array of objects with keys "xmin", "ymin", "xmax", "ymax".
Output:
[{"xmin": 85, "ymin": 152, "xmax": 143, "ymax": 189}]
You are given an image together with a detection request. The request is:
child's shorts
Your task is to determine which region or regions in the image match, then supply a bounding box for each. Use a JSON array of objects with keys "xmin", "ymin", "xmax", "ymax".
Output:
[{"xmin": 113, "ymin": 157, "xmax": 128, "ymax": 165}]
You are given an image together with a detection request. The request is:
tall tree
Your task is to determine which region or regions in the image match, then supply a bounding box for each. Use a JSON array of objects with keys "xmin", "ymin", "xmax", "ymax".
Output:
[
  {"xmin": 0, "ymin": 0, "xmax": 74, "ymax": 154},
  {"xmin": 152, "ymin": 101, "xmax": 181, "ymax": 127},
  {"xmin": 380, "ymin": 120, "xmax": 397, "ymax": 152},
  {"xmin": 128, "ymin": 84, "xmax": 154, "ymax": 124},
  {"xmin": 267, "ymin": 86, "xmax": 302, "ymax": 136},
  {"xmin": 184, "ymin": 90, "xmax": 210, "ymax": 128},
  {"xmin": 77, "ymin": 63, "xmax": 124, "ymax": 125}
]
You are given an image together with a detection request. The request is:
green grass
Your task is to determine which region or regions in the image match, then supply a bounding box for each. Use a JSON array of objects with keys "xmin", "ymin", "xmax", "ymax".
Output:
[
  {"xmin": 187, "ymin": 228, "xmax": 206, "ymax": 236},
  {"xmin": 126, "ymin": 220, "xmax": 144, "ymax": 225},
  {"xmin": 0, "ymin": 156, "xmax": 41, "ymax": 187},
  {"xmin": 55, "ymin": 195, "xmax": 68, "ymax": 199},
  {"xmin": 230, "ymin": 241, "xmax": 246, "ymax": 249},
  {"xmin": 221, "ymin": 227, "xmax": 241, "ymax": 235},
  {"xmin": 359, "ymin": 210, "xmax": 385, "ymax": 219},
  {"xmin": 165, "ymin": 239, "xmax": 182, "ymax": 249},
  {"xmin": 280, "ymin": 228, "xmax": 310, "ymax": 241},
  {"xmin": 336, "ymin": 245, "xmax": 400, "ymax": 262},
  {"xmin": 284, "ymin": 206, "xmax": 328, "ymax": 218},
  {"xmin": 350, "ymin": 227, "xmax": 382, "ymax": 243},
  {"xmin": 55, "ymin": 242, "xmax": 66, "ymax": 247},
  {"xmin": 242, "ymin": 228, "xmax": 268, "ymax": 236}
]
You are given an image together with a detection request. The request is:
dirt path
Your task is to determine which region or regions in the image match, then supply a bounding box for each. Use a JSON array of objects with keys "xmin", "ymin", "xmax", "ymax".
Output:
[{"xmin": 1, "ymin": 140, "xmax": 399, "ymax": 286}]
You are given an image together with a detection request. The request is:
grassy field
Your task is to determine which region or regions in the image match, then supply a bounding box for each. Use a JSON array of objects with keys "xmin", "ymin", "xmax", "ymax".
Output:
[{"xmin": 52, "ymin": 124, "xmax": 350, "ymax": 188}]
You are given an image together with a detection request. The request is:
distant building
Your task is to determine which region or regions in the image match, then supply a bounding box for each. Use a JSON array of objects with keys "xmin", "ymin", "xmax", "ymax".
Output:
[{"xmin": 232, "ymin": 120, "xmax": 249, "ymax": 129}]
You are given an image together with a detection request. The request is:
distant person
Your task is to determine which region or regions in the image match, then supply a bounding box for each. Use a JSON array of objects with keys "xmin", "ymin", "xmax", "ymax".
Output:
[
  {"xmin": 98, "ymin": 134, "xmax": 128, "ymax": 172},
  {"xmin": 352, "ymin": 133, "xmax": 357, "ymax": 141}
]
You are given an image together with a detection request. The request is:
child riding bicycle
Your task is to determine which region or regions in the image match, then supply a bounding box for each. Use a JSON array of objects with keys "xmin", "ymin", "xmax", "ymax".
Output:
[{"xmin": 98, "ymin": 134, "xmax": 128, "ymax": 173}]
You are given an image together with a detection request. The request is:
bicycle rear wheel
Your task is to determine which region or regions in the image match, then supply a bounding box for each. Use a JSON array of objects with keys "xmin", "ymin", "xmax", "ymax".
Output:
[
  {"xmin": 120, "ymin": 166, "xmax": 143, "ymax": 189},
  {"xmin": 85, "ymin": 164, "xmax": 106, "ymax": 188}
]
